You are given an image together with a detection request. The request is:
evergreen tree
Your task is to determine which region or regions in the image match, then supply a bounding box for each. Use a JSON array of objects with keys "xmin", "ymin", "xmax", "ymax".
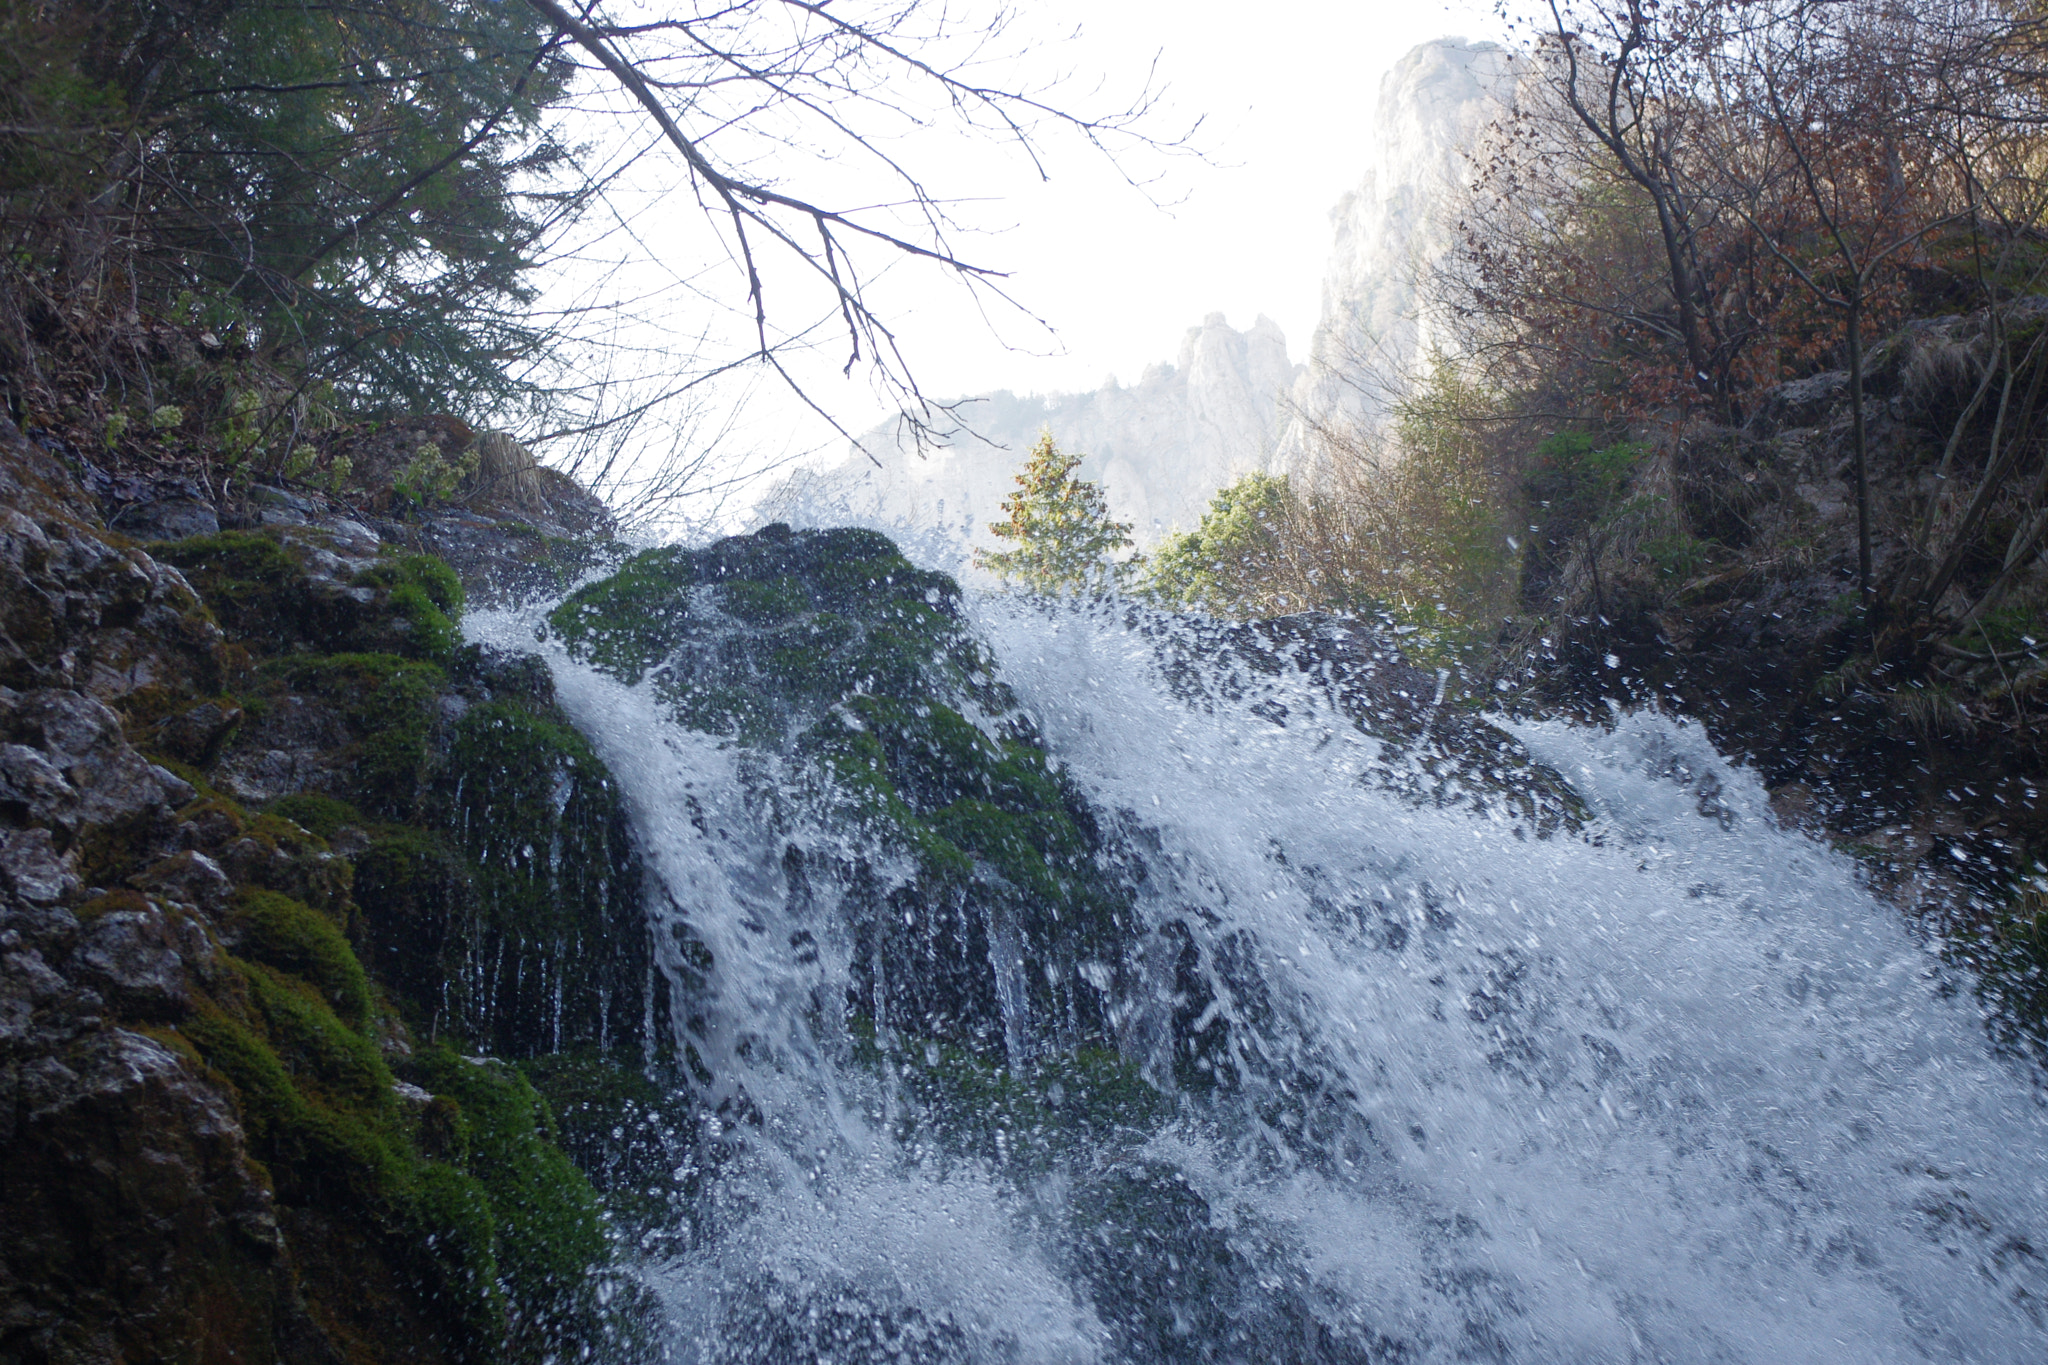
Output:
[
  {"xmin": 975, "ymin": 429, "xmax": 1137, "ymax": 594},
  {"xmin": 1145, "ymin": 471, "xmax": 1291, "ymax": 614}
]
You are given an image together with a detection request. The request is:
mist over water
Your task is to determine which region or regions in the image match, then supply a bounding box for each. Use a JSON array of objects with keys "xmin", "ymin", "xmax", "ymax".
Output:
[{"xmin": 481, "ymin": 578, "xmax": 2048, "ymax": 1364}]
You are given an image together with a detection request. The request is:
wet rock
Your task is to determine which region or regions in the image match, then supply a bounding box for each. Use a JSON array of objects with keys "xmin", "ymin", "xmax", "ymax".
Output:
[
  {"xmin": 0, "ymin": 829, "xmax": 80, "ymax": 906},
  {"xmin": 0, "ymin": 948, "xmax": 67, "ymax": 1045},
  {"xmin": 551, "ymin": 526, "xmax": 1128, "ymax": 1061},
  {"xmin": 1745, "ymin": 370, "xmax": 1850, "ymax": 438},
  {"xmin": 1, "ymin": 415, "xmax": 659, "ymax": 1365},
  {"xmin": 1149, "ymin": 609, "xmax": 1584, "ymax": 833},
  {"xmin": 247, "ymin": 483, "xmax": 316, "ymax": 526},
  {"xmin": 0, "ymin": 689, "xmax": 192, "ymax": 830},
  {"xmin": 111, "ymin": 496, "xmax": 219, "ymax": 542},
  {"xmin": 132, "ymin": 850, "xmax": 233, "ymax": 916},
  {"xmin": 0, "ymin": 418, "xmax": 227, "ymax": 707},
  {"xmin": 0, "ymin": 744, "xmax": 76, "ymax": 825},
  {"xmin": 0, "ymin": 1029, "xmax": 316, "ymax": 1365},
  {"xmin": 69, "ymin": 903, "xmax": 197, "ymax": 1019},
  {"xmin": 151, "ymin": 698, "xmax": 242, "ymax": 766}
]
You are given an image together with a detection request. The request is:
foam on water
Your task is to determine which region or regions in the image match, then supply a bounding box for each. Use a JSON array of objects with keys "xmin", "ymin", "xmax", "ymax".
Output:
[{"xmin": 476, "ymin": 585, "xmax": 2048, "ymax": 1363}]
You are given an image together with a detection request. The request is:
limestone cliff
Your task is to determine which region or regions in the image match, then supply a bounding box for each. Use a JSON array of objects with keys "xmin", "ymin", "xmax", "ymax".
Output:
[
  {"xmin": 1281, "ymin": 38, "xmax": 1519, "ymax": 453},
  {"xmin": 764, "ymin": 314, "xmax": 1300, "ymax": 554}
]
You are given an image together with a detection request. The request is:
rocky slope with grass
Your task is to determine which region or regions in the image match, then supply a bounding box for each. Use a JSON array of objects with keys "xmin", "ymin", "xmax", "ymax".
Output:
[
  {"xmin": 0, "ymin": 412, "xmax": 679, "ymax": 1365},
  {"xmin": 1500, "ymin": 300, "xmax": 2048, "ymax": 1046}
]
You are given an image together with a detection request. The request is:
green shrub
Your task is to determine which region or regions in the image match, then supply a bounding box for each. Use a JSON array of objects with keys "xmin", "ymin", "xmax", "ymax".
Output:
[{"xmin": 266, "ymin": 793, "xmax": 363, "ymax": 841}]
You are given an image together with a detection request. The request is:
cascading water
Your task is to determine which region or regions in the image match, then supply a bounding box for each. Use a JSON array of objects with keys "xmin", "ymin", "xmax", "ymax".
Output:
[{"xmin": 477, "ymin": 533, "xmax": 2048, "ymax": 1364}]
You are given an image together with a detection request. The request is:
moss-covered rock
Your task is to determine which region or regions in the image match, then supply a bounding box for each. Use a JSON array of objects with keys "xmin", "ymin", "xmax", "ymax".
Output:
[
  {"xmin": 182, "ymin": 929, "xmax": 648, "ymax": 1365},
  {"xmin": 157, "ymin": 531, "xmax": 465, "ymax": 664},
  {"xmin": 2, "ymin": 419, "xmax": 659, "ymax": 1365},
  {"xmin": 428, "ymin": 701, "xmax": 647, "ymax": 1057},
  {"xmin": 553, "ymin": 524, "xmax": 1133, "ymax": 1064},
  {"xmin": 230, "ymin": 887, "xmax": 374, "ymax": 1028},
  {"xmin": 521, "ymin": 1051, "xmax": 698, "ymax": 1249}
]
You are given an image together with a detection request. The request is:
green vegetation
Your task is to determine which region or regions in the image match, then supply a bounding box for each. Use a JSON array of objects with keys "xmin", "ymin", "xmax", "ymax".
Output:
[
  {"xmin": 5, "ymin": 0, "xmax": 575, "ymax": 436},
  {"xmin": 181, "ymin": 916, "xmax": 637, "ymax": 1365},
  {"xmin": 557, "ymin": 522, "xmax": 1133, "ymax": 1062},
  {"xmin": 975, "ymin": 429, "xmax": 1138, "ymax": 594},
  {"xmin": 521, "ymin": 1051, "xmax": 698, "ymax": 1243},
  {"xmin": 231, "ymin": 888, "xmax": 373, "ymax": 1028},
  {"xmin": 157, "ymin": 533, "xmax": 468, "ymax": 664},
  {"xmin": 854, "ymin": 1021, "xmax": 1167, "ymax": 1168},
  {"xmin": 1146, "ymin": 471, "xmax": 1290, "ymax": 613},
  {"xmin": 108, "ymin": 500, "xmax": 667, "ymax": 1361}
]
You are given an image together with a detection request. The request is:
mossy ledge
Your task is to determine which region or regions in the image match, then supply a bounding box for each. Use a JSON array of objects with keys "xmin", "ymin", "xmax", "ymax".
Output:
[
  {"xmin": 551, "ymin": 524, "xmax": 1143, "ymax": 1064},
  {"xmin": 1, "ymin": 418, "xmax": 667, "ymax": 1365}
]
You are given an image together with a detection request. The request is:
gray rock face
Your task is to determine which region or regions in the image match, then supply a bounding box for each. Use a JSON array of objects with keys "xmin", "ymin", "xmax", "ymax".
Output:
[
  {"xmin": 111, "ymin": 496, "xmax": 219, "ymax": 542},
  {"xmin": 0, "ymin": 421, "xmax": 228, "ymax": 711},
  {"xmin": 1, "ymin": 1028, "xmax": 317, "ymax": 1365},
  {"xmin": 1281, "ymin": 38, "xmax": 1520, "ymax": 454}
]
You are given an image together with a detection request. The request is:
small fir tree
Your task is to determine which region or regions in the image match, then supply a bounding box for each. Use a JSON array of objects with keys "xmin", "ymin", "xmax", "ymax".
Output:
[{"xmin": 975, "ymin": 429, "xmax": 1137, "ymax": 593}]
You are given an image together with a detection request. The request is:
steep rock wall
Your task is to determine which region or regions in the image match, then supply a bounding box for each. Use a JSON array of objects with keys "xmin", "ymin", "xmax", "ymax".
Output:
[
  {"xmin": 1281, "ymin": 38, "xmax": 1518, "ymax": 453},
  {"xmin": 0, "ymin": 415, "xmax": 662, "ymax": 1365}
]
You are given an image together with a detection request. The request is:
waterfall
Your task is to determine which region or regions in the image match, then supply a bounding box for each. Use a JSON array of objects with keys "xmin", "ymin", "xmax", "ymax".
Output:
[{"xmin": 477, "ymin": 558, "xmax": 2048, "ymax": 1364}]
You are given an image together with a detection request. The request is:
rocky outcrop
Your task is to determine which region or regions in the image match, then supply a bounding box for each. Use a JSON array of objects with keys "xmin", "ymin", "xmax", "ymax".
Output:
[
  {"xmin": 1282, "ymin": 38, "xmax": 1519, "ymax": 449},
  {"xmin": 0, "ymin": 414, "xmax": 658, "ymax": 1365},
  {"xmin": 548, "ymin": 523, "xmax": 1139, "ymax": 1064}
]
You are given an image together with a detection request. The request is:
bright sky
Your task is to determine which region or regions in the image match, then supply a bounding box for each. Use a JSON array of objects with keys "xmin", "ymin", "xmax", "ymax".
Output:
[
  {"xmin": 539, "ymin": 1, "xmax": 1510, "ymax": 514},
  {"xmin": 870, "ymin": 0, "xmax": 1506, "ymax": 402}
]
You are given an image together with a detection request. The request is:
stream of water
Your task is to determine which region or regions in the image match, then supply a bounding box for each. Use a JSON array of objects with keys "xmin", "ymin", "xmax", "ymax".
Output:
[{"xmin": 483, "ymin": 583, "xmax": 2048, "ymax": 1363}]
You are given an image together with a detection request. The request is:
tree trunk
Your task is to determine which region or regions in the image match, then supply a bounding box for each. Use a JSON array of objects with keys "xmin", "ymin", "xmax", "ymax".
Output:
[{"xmin": 1846, "ymin": 295, "xmax": 1874, "ymax": 645}]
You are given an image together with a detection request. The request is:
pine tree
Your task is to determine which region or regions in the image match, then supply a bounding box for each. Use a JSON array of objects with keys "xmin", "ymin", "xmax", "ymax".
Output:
[{"xmin": 975, "ymin": 429, "xmax": 1137, "ymax": 594}]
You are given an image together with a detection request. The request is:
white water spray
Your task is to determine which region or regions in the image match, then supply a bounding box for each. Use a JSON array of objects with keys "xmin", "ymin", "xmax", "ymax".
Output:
[{"xmin": 478, "ymin": 580, "xmax": 2048, "ymax": 1363}]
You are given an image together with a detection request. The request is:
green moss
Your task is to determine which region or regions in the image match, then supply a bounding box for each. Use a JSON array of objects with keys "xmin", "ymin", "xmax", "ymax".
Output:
[
  {"xmin": 185, "ymin": 947, "xmax": 641, "ymax": 1364},
  {"xmin": 154, "ymin": 530, "xmax": 300, "ymax": 638},
  {"xmin": 521, "ymin": 1051, "xmax": 697, "ymax": 1236},
  {"xmin": 718, "ymin": 574, "xmax": 808, "ymax": 625},
  {"xmin": 847, "ymin": 696, "xmax": 1064, "ymax": 814},
  {"xmin": 357, "ymin": 552, "xmax": 464, "ymax": 616},
  {"xmin": 264, "ymin": 650, "xmax": 446, "ymax": 699},
  {"xmin": 389, "ymin": 582, "xmax": 461, "ymax": 660},
  {"xmin": 928, "ymin": 799, "xmax": 1081, "ymax": 907},
  {"xmin": 559, "ymin": 523, "xmax": 1131, "ymax": 1060},
  {"xmin": 546, "ymin": 545, "xmax": 701, "ymax": 684},
  {"xmin": 354, "ymin": 554, "xmax": 464, "ymax": 661},
  {"xmin": 856, "ymin": 1022, "xmax": 1167, "ymax": 1169},
  {"xmin": 435, "ymin": 702, "xmax": 647, "ymax": 1056},
  {"xmin": 232, "ymin": 889, "xmax": 372, "ymax": 1028},
  {"xmin": 350, "ymin": 826, "xmax": 474, "ymax": 1027},
  {"xmin": 267, "ymin": 793, "xmax": 363, "ymax": 840},
  {"xmin": 246, "ymin": 811, "xmax": 327, "ymax": 852},
  {"xmin": 409, "ymin": 1046, "xmax": 637, "ymax": 1362},
  {"xmin": 258, "ymin": 653, "xmax": 445, "ymax": 818},
  {"xmin": 654, "ymin": 677, "xmax": 776, "ymax": 741},
  {"xmin": 237, "ymin": 960, "xmax": 392, "ymax": 1110},
  {"xmin": 72, "ymin": 888, "xmax": 152, "ymax": 921}
]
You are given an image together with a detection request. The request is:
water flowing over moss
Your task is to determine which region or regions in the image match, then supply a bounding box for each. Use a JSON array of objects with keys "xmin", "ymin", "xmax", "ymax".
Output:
[
  {"xmin": 433, "ymin": 701, "xmax": 647, "ymax": 1057},
  {"xmin": 551, "ymin": 524, "xmax": 1136, "ymax": 1065}
]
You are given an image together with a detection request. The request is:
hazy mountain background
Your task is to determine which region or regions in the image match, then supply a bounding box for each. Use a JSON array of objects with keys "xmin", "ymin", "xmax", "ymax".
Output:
[{"xmin": 759, "ymin": 38, "xmax": 1517, "ymax": 553}]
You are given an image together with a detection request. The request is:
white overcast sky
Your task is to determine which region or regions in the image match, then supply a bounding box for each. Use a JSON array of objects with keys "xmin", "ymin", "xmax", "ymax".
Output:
[
  {"xmin": 846, "ymin": 0, "xmax": 1507, "ymax": 404},
  {"xmin": 541, "ymin": 1, "xmax": 1509, "ymax": 506}
]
